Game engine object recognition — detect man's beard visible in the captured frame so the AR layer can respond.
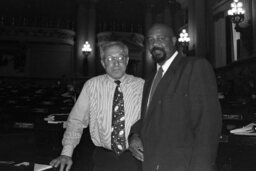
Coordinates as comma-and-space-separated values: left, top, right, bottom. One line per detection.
150, 47, 167, 64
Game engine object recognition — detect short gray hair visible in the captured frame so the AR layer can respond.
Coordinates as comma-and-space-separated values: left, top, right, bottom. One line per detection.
99, 41, 129, 59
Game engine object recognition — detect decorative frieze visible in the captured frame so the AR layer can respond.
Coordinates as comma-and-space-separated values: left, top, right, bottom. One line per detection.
0, 26, 75, 45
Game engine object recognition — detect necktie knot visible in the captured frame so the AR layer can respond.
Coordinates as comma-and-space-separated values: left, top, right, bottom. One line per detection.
158, 67, 163, 76
114, 80, 121, 86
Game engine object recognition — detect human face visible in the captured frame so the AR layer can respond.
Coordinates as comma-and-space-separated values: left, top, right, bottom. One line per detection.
101, 45, 129, 80
146, 24, 176, 65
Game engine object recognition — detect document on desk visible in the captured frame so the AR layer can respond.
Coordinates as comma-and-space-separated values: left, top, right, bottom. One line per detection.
34, 163, 52, 171
230, 123, 256, 136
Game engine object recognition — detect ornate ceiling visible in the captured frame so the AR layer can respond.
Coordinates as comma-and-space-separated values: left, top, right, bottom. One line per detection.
0, 0, 188, 32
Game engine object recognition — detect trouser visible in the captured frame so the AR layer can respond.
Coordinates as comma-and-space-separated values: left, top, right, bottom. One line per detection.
92, 147, 142, 171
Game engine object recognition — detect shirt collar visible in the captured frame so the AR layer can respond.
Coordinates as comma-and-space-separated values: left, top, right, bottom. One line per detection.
157, 51, 178, 75
106, 73, 127, 84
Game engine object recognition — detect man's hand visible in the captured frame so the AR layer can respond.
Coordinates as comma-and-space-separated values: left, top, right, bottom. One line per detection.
129, 134, 144, 161
50, 155, 73, 171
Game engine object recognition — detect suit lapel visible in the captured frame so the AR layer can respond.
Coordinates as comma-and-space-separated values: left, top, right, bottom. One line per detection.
144, 53, 184, 120
141, 76, 154, 119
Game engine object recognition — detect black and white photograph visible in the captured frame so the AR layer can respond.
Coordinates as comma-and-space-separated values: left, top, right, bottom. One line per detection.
0, 0, 256, 171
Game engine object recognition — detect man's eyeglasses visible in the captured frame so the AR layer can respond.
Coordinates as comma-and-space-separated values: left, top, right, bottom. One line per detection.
105, 56, 126, 63
146, 36, 170, 44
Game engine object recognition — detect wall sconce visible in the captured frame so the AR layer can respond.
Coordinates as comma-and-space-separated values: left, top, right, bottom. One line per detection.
81, 41, 92, 76
178, 29, 190, 47
82, 41, 92, 57
227, 0, 245, 29
178, 29, 190, 55
178, 29, 191, 55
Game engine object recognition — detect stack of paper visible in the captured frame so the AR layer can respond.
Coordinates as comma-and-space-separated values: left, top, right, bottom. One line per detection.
34, 163, 52, 171
44, 113, 68, 124
230, 123, 256, 136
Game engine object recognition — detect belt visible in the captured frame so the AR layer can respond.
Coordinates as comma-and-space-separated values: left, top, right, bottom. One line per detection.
96, 147, 129, 154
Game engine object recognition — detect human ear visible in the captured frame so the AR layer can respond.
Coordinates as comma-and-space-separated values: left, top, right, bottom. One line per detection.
126, 57, 129, 65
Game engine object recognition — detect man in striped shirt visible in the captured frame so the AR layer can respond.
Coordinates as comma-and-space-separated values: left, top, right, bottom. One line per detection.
50, 41, 144, 171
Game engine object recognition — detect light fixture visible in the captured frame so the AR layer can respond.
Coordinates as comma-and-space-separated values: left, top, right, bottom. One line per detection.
178, 29, 190, 47
227, 0, 245, 28
82, 41, 92, 57
81, 41, 92, 76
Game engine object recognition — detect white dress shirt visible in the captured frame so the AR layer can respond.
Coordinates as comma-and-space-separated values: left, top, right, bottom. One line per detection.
157, 51, 178, 76
61, 74, 144, 157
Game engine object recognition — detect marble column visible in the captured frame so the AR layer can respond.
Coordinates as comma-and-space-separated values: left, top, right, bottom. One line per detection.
144, 4, 155, 78
145, 4, 153, 32
188, 0, 207, 57
252, 0, 256, 55
188, 0, 196, 55
164, 3, 172, 27
75, 3, 88, 77
87, 2, 96, 77
195, 0, 207, 57
206, 0, 216, 65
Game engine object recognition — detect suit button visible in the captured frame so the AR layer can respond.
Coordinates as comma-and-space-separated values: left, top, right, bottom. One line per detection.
158, 100, 161, 104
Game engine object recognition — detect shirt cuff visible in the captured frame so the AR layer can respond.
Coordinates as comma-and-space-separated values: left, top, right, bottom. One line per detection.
61, 145, 74, 157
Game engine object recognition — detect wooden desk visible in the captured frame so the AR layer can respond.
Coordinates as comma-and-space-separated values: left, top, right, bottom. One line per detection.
228, 134, 256, 171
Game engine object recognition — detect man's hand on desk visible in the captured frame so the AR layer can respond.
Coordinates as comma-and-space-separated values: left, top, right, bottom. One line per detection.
128, 134, 144, 161
50, 155, 73, 171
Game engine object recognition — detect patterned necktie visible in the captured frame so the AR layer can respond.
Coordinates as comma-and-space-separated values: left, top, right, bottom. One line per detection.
111, 80, 126, 155
148, 67, 163, 105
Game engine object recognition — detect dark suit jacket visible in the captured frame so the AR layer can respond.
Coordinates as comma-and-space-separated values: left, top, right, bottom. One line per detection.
131, 53, 222, 171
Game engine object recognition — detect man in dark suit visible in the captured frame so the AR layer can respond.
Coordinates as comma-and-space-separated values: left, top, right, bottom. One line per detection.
128, 23, 222, 171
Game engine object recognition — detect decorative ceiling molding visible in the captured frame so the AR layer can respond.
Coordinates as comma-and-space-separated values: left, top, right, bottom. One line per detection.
0, 26, 75, 45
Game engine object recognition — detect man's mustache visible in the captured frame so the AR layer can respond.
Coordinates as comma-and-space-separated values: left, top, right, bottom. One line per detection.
150, 47, 165, 55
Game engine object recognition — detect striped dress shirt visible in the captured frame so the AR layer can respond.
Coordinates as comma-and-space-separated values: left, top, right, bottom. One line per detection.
61, 74, 144, 157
